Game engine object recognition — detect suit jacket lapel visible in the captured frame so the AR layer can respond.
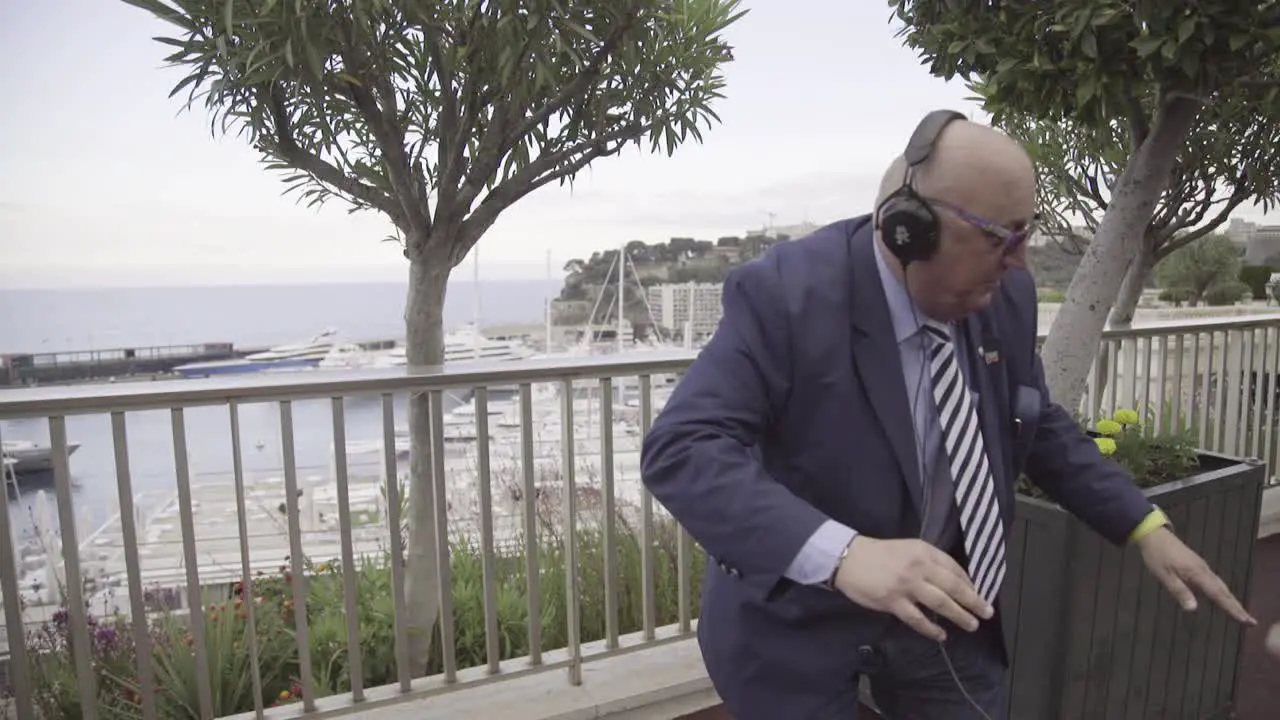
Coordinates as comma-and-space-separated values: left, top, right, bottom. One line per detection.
963, 312, 1012, 506
848, 227, 924, 513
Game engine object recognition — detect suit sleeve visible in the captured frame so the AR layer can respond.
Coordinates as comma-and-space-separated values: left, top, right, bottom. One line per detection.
1015, 276, 1154, 545
641, 260, 831, 580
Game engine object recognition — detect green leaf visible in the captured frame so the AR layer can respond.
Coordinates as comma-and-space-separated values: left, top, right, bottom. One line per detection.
1132, 35, 1164, 57
1076, 73, 1096, 107
1178, 18, 1197, 45
1081, 30, 1097, 59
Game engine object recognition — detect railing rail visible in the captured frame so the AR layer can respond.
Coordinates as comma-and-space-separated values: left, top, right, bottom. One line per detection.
1, 315, 1279, 719
0, 353, 698, 419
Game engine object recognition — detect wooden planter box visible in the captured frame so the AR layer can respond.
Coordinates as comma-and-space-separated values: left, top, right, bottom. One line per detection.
1001, 451, 1266, 720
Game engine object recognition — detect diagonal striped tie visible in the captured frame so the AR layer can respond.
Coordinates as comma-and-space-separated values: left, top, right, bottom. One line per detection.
922, 321, 1006, 605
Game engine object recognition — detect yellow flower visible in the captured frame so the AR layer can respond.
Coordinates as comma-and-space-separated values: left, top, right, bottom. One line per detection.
1094, 437, 1117, 456
1095, 419, 1122, 436
1113, 409, 1140, 425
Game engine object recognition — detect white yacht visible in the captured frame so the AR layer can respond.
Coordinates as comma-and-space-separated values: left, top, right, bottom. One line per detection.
330, 324, 533, 370
2, 439, 81, 475
174, 329, 342, 377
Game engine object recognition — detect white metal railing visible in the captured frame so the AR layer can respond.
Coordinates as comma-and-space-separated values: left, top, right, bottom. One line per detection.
1, 315, 1279, 719
0, 352, 698, 720
1071, 315, 1280, 484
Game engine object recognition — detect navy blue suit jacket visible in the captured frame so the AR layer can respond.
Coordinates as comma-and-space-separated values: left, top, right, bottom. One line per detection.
640, 216, 1154, 716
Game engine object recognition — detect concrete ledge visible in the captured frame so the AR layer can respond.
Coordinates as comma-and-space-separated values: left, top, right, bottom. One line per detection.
337, 637, 714, 720
1260, 484, 1279, 539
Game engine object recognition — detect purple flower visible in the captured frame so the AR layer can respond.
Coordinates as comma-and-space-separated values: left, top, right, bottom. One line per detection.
93, 625, 120, 656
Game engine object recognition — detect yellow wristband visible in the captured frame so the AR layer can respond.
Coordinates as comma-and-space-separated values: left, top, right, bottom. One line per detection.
1128, 507, 1171, 543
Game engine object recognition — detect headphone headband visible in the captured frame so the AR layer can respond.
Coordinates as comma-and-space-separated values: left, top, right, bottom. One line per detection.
904, 109, 966, 167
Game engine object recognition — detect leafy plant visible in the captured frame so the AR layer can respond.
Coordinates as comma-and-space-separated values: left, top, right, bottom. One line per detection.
1018, 407, 1200, 499
1089, 408, 1200, 488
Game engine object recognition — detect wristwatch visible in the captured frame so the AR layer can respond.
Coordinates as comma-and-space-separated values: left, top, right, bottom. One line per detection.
822, 542, 852, 591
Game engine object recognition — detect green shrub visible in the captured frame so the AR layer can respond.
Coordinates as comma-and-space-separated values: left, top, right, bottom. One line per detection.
1239, 265, 1274, 300
17, 519, 705, 719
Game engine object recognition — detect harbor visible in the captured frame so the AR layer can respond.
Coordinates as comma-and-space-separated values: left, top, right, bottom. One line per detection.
0, 371, 678, 653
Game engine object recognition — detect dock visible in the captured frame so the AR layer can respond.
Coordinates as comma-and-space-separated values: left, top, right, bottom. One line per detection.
0, 342, 240, 387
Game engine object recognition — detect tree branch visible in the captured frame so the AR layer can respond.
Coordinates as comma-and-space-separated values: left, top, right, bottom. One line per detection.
450, 24, 542, 222
334, 23, 430, 239
420, 5, 482, 228
261, 84, 403, 223
504, 13, 640, 152
449, 13, 642, 225
1121, 68, 1150, 150
1155, 190, 1250, 261
454, 124, 651, 264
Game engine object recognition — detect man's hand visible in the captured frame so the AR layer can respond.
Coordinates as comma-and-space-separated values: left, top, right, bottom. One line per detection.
833, 536, 994, 642
1136, 527, 1256, 625
1266, 624, 1280, 659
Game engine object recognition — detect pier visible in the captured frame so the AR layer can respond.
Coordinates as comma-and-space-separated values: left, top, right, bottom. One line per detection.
0, 336, 405, 387
0, 342, 240, 387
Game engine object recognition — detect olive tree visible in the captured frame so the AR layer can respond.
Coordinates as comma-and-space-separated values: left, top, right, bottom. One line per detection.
122, 0, 745, 677
892, 0, 1280, 411
1005, 101, 1280, 329
1154, 233, 1248, 307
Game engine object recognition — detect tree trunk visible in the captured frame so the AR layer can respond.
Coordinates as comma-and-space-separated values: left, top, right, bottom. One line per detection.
1085, 239, 1157, 415
403, 252, 449, 675
1109, 238, 1154, 329
1039, 97, 1201, 413
1091, 240, 1156, 417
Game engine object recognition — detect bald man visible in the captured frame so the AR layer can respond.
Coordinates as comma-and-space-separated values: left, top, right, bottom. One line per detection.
640, 111, 1253, 719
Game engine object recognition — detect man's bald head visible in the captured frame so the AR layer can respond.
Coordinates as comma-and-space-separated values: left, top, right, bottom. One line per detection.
876, 120, 1034, 208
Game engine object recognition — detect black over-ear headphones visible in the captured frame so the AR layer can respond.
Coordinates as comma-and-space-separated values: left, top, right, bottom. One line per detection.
875, 109, 967, 267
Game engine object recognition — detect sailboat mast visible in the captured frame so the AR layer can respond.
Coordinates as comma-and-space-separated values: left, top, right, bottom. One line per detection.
545, 248, 553, 351
616, 243, 625, 352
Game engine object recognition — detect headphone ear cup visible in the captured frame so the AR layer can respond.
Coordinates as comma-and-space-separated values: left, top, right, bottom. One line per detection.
880, 194, 941, 265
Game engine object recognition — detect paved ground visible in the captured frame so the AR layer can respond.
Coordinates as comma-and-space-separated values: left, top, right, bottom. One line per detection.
1235, 533, 1280, 720
680, 534, 1280, 720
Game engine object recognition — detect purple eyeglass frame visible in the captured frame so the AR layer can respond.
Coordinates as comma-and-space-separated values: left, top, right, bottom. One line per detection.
926, 197, 1038, 253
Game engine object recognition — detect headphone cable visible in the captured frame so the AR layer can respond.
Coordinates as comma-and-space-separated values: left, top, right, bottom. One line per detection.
902, 260, 996, 720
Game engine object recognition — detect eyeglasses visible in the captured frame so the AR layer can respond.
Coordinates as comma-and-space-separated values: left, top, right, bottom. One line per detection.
925, 197, 1038, 254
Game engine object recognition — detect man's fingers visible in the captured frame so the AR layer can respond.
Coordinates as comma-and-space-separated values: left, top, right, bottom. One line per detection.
1155, 565, 1198, 612
914, 583, 980, 632
1188, 569, 1256, 625
928, 547, 971, 583
928, 566, 994, 620
924, 549, 993, 619
893, 599, 946, 643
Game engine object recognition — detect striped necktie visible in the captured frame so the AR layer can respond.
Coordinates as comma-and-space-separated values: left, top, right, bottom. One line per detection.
923, 321, 1006, 604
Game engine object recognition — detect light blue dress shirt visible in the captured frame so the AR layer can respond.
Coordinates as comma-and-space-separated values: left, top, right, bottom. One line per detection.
782, 243, 976, 585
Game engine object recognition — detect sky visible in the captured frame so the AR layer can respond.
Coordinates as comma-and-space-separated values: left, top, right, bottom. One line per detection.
0, 1, 1270, 288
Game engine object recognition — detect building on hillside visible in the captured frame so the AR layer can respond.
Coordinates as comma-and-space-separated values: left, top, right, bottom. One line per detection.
646, 282, 723, 342
741, 221, 821, 241
1233, 218, 1280, 265
1228, 218, 1257, 247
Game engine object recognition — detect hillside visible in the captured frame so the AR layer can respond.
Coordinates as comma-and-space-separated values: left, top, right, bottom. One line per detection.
553, 234, 1086, 327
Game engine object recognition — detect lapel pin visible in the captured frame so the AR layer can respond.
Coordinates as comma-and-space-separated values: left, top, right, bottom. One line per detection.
984, 350, 999, 365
